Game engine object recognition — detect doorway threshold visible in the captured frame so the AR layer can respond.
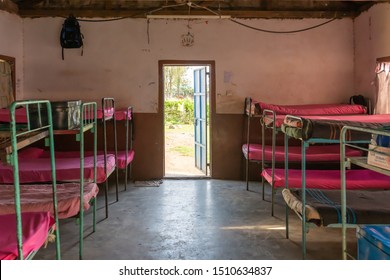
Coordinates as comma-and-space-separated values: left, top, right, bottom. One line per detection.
164, 175, 210, 180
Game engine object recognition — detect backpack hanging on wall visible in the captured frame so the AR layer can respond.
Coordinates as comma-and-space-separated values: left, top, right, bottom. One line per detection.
60, 15, 84, 60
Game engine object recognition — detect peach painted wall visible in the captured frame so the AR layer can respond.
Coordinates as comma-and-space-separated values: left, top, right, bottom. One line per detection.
22, 17, 355, 114
354, 3, 390, 104
0, 10, 23, 99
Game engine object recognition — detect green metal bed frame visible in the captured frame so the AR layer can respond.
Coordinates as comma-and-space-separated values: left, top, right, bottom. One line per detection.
340, 125, 390, 260
283, 115, 370, 260
244, 97, 262, 191
8, 100, 61, 260
101, 97, 119, 219
101, 98, 134, 212
54, 101, 98, 259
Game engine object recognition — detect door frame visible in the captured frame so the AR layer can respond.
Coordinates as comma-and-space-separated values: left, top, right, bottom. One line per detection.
159, 60, 215, 177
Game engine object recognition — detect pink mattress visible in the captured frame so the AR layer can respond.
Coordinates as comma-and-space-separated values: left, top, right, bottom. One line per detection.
96, 108, 132, 121
0, 154, 116, 184
41, 149, 134, 169
0, 183, 99, 219
257, 102, 367, 115
242, 144, 363, 162
0, 107, 27, 123
0, 212, 54, 260
262, 168, 390, 189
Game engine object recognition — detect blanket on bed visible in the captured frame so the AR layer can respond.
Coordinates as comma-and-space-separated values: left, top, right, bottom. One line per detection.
283, 189, 390, 226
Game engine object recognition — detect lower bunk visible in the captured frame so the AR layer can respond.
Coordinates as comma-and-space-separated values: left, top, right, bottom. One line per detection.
0, 212, 54, 260
283, 188, 390, 226
282, 188, 390, 259
0, 182, 99, 260
0, 149, 116, 184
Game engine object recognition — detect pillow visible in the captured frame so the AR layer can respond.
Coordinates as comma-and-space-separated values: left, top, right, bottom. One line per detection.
18, 147, 45, 159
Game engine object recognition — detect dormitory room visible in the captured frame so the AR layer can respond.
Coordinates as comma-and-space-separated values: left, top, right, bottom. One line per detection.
1, 0, 390, 266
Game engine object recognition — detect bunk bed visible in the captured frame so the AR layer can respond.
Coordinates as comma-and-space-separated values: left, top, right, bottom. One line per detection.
0, 100, 61, 260
244, 100, 368, 216
277, 113, 390, 259
99, 98, 135, 198
0, 101, 100, 259
51, 101, 99, 259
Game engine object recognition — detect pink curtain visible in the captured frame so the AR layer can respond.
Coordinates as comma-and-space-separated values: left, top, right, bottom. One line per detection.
375, 62, 390, 114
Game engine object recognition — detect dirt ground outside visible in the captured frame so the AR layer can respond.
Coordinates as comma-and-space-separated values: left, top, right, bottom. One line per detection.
165, 124, 206, 177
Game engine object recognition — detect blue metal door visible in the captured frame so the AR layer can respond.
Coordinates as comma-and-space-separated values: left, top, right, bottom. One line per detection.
194, 67, 208, 174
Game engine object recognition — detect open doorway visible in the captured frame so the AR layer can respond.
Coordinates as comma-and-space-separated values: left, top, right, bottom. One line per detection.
162, 62, 212, 178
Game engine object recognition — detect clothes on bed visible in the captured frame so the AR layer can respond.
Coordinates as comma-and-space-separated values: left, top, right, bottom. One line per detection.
282, 114, 390, 141
0, 183, 99, 219
283, 189, 390, 226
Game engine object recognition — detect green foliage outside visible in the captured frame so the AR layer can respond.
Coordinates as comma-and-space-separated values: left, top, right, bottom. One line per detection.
165, 98, 194, 125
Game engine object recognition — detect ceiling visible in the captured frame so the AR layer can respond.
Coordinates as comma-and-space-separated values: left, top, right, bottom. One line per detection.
6, 1, 389, 19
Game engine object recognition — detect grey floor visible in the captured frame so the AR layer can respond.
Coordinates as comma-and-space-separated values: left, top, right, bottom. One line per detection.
35, 179, 357, 260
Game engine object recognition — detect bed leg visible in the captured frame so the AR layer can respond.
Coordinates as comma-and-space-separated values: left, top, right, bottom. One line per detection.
105, 181, 109, 219
93, 197, 97, 233
246, 156, 249, 191
271, 184, 275, 217
261, 176, 265, 200
285, 204, 289, 239
124, 166, 128, 191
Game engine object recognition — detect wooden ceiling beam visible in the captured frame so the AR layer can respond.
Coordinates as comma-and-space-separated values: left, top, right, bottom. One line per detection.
17, 8, 358, 19
0, 0, 19, 14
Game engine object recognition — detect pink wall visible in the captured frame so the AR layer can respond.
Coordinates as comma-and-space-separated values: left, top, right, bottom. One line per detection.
21, 17, 355, 113
354, 3, 390, 104
0, 10, 23, 99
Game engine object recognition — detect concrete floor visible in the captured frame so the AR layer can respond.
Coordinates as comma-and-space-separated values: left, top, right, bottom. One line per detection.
35, 179, 357, 260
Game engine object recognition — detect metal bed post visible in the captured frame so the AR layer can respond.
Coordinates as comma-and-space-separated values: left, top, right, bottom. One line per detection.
79, 103, 86, 260
271, 112, 277, 217
261, 111, 265, 199
245, 97, 251, 191
78, 102, 97, 259
284, 131, 289, 240
113, 101, 119, 202
263, 109, 277, 215
45, 102, 61, 259
124, 106, 133, 191
340, 125, 348, 260
92, 103, 97, 233
301, 140, 308, 260
102, 99, 109, 218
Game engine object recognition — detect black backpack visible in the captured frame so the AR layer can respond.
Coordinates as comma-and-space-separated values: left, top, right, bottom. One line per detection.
60, 15, 84, 60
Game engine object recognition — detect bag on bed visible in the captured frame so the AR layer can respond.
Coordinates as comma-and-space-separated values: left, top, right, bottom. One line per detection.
350, 95, 371, 113
350, 94, 366, 106
60, 15, 84, 60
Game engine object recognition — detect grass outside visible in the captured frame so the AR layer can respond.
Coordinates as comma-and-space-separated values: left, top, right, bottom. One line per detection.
165, 124, 194, 156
